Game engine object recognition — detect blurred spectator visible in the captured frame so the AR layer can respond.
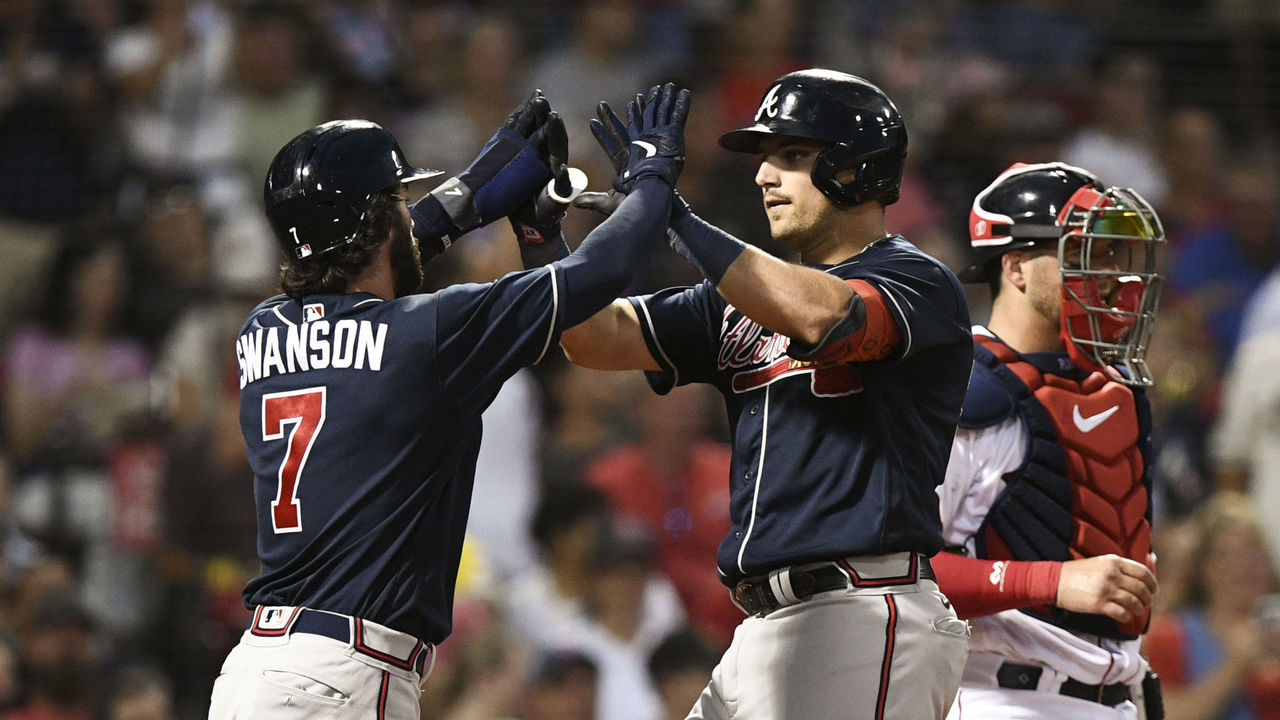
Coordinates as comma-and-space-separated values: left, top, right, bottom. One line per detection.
1167, 156, 1280, 366
951, 0, 1101, 78
0, 453, 44, 595
152, 389, 254, 716
314, 0, 398, 87
566, 521, 684, 720
1209, 263, 1280, 558
468, 367, 543, 579
0, 0, 113, 224
581, 384, 737, 646
539, 363, 635, 481
226, 0, 327, 187
518, 649, 598, 720
646, 628, 720, 720
1061, 52, 1170, 207
1143, 491, 1280, 720
2, 236, 151, 474
0, 640, 17, 714
421, 598, 528, 720
1212, 0, 1280, 146
125, 177, 216, 349
508, 481, 611, 654
2, 592, 103, 720
523, 0, 673, 188
711, 0, 806, 131
105, 663, 175, 720
104, 0, 240, 210
390, 10, 519, 173
1157, 107, 1228, 251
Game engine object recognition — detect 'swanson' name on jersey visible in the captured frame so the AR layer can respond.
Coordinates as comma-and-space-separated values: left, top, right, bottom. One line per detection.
236, 320, 389, 388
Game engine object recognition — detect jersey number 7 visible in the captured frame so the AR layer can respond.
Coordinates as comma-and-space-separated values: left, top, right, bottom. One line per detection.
262, 387, 327, 534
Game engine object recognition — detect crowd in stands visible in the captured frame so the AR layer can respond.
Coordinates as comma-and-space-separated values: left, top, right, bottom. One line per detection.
1, 0, 1278, 718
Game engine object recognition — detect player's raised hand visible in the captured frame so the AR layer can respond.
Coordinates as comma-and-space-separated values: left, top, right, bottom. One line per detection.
574, 101, 630, 216
418, 90, 557, 242
508, 111, 584, 266
1055, 554, 1158, 623
620, 82, 690, 192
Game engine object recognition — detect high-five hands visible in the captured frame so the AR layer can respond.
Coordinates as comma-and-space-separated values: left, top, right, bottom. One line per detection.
575, 82, 691, 215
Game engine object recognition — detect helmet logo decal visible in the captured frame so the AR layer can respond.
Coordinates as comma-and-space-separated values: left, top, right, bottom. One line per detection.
756, 84, 783, 122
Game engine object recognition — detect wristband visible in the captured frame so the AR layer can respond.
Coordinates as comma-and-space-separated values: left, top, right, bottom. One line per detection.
669, 201, 747, 285
547, 167, 589, 204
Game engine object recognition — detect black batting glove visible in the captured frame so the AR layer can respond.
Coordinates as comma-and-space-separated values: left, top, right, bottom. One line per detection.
509, 111, 573, 267
573, 101, 630, 216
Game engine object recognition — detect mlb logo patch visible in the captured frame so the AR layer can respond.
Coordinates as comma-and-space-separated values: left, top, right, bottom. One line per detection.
304, 303, 325, 322
296, 244, 313, 259
258, 606, 294, 631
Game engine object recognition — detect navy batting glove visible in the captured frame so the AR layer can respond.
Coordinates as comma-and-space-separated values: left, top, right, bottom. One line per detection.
411, 91, 556, 252
510, 112, 573, 267
619, 83, 689, 192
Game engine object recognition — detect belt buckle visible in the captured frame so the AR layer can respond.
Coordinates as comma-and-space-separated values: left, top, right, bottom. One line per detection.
733, 578, 777, 616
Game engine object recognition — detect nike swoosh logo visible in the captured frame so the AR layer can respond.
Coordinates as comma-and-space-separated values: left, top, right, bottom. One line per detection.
632, 140, 656, 158
445, 187, 464, 196
1072, 404, 1119, 432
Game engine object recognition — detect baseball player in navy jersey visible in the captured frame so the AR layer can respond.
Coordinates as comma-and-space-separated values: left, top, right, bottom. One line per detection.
529, 70, 973, 720
207, 86, 691, 720
931, 162, 1167, 719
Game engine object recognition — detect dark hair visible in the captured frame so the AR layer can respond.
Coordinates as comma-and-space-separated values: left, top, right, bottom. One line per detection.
34, 229, 132, 335
530, 480, 609, 552
647, 627, 720, 683
278, 187, 400, 300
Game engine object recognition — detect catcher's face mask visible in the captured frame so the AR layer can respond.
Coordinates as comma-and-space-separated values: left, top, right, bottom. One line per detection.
1056, 185, 1165, 386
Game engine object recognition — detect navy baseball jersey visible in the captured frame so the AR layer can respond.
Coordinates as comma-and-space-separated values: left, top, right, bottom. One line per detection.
630, 235, 972, 584
234, 265, 559, 644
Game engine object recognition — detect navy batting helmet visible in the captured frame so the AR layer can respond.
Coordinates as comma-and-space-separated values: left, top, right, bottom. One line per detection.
264, 120, 442, 260
718, 69, 907, 207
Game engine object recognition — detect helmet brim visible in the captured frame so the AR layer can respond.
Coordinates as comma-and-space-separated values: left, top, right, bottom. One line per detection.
718, 126, 773, 154
400, 166, 445, 184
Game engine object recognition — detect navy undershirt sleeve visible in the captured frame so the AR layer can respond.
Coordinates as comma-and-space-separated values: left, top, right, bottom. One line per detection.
553, 178, 671, 327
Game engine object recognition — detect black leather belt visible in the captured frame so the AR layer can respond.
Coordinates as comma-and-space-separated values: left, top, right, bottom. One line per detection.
257, 608, 430, 676
997, 662, 1131, 707
733, 554, 935, 616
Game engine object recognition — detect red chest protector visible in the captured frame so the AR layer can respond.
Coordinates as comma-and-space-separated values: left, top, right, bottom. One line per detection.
969, 335, 1153, 639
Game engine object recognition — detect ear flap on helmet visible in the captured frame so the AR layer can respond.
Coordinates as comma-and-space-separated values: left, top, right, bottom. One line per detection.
811, 140, 907, 207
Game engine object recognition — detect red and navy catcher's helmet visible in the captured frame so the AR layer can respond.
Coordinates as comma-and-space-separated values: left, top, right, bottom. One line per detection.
264, 120, 442, 260
964, 162, 1166, 386
718, 69, 907, 207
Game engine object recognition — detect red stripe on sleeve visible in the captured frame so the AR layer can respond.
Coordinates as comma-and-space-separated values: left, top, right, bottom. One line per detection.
931, 552, 1061, 619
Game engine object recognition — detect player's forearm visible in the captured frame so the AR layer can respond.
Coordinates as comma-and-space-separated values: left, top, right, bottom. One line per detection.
669, 205, 852, 346
554, 177, 669, 328
930, 552, 1060, 619
717, 248, 854, 346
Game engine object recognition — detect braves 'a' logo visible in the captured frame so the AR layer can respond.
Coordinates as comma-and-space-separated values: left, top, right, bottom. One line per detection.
755, 84, 782, 122
719, 310, 861, 397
